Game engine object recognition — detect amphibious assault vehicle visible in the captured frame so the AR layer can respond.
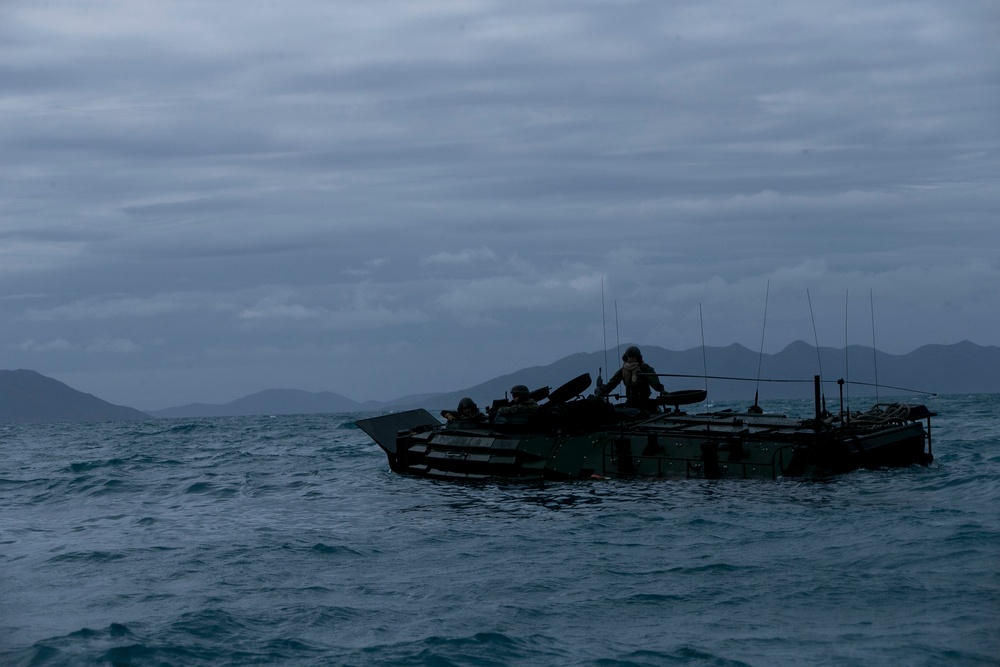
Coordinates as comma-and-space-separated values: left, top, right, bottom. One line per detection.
356, 373, 935, 481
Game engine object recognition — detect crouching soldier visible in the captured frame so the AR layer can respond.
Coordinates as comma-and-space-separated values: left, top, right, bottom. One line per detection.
494, 384, 538, 424
441, 397, 487, 427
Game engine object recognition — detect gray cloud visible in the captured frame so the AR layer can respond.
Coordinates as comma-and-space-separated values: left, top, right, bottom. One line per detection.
1, 0, 997, 409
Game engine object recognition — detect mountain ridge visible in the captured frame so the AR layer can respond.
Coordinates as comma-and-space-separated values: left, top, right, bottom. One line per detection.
5, 340, 998, 422
150, 339, 999, 417
0, 369, 149, 424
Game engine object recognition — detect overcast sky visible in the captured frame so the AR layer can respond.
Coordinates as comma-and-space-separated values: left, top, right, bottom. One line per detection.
2, 0, 998, 410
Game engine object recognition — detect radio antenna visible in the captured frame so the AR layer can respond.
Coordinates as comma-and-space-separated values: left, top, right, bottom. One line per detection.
600, 277, 608, 390
870, 289, 880, 403
751, 280, 770, 412
807, 290, 824, 378
807, 289, 826, 412
615, 301, 622, 368
845, 290, 851, 422
699, 303, 709, 392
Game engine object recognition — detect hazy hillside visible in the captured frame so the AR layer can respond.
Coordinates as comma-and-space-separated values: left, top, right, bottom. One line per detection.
150, 340, 1000, 416
0, 369, 148, 424
6, 340, 997, 422
387, 340, 1000, 412
147, 388, 361, 418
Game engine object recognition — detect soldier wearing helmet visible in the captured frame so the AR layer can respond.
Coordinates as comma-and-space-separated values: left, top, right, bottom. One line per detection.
441, 396, 486, 426
596, 345, 667, 411
494, 384, 539, 423
509, 384, 530, 401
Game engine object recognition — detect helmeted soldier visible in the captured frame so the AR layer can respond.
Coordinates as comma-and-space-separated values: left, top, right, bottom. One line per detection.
441, 396, 486, 426
596, 345, 667, 411
494, 384, 539, 423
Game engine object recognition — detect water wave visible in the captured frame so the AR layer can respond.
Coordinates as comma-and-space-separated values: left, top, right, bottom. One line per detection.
1, 395, 998, 666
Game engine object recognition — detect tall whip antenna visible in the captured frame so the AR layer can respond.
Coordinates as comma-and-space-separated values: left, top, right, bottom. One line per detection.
807, 289, 824, 379
845, 290, 851, 421
751, 280, 770, 412
870, 289, 880, 404
615, 301, 622, 368
601, 277, 608, 388
699, 303, 709, 392
807, 289, 826, 412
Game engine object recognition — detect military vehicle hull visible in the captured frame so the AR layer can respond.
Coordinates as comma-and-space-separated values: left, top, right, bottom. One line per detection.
356, 375, 935, 481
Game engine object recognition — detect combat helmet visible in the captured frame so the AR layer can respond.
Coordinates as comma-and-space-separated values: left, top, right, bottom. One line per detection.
510, 384, 529, 399
457, 397, 478, 412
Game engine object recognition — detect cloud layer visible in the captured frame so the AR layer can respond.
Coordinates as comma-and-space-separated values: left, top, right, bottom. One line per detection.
2, 0, 998, 408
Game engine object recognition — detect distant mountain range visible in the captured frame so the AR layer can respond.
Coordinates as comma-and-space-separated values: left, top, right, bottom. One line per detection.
0, 369, 148, 424
136, 339, 1000, 417
147, 388, 367, 418
381, 339, 1000, 414
3, 340, 998, 423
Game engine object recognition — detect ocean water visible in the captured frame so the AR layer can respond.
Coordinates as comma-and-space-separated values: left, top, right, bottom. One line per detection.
1, 394, 998, 667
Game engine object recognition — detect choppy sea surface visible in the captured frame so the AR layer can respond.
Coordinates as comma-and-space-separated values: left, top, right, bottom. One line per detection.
2, 394, 998, 667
